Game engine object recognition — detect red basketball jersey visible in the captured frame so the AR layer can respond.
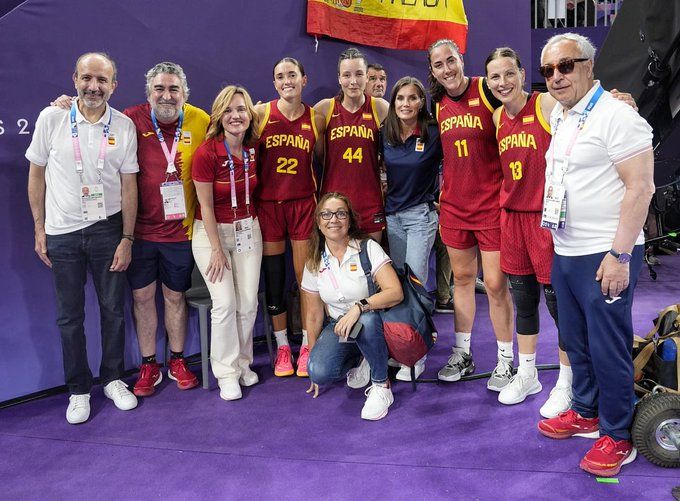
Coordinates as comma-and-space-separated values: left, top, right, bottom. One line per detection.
321, 96, 383, 225
436, 77, 502, 230
497, 92, 552, 212
256, 100, 318, 201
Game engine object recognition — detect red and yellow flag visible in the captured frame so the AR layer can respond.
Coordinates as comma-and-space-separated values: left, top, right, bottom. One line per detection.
307, 0, 468, 52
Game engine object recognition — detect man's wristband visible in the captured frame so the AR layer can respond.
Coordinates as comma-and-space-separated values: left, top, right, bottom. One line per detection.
122, 234, 134, 242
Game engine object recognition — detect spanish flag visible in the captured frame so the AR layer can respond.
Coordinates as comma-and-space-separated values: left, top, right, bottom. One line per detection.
307, 0, 468, 52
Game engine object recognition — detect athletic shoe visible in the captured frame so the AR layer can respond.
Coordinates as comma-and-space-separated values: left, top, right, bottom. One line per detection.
396, 356, 426, 382
168, 358, 198, 390
537, 409, 600, 439
104, 380, 138, 411
539, 383, 573, 418
296, 345, 310, 377
387, 358, 400, 368
435, 299, 454, 314
274, 345, 295, 377
66, 394, 91, 424
239, 368, 259, 387
437, 348, 475, 382
487, 359, 514, 392
133, 362, 163, 397
475, 278, 487, 294
361, 384, 394, 421
498, 369, 542, 405
580, 436, 637, 477
218, 378, 242, 401
347, 357, 371, 389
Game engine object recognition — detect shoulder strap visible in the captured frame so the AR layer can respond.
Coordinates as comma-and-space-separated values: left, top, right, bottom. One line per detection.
358, 239, 377, 295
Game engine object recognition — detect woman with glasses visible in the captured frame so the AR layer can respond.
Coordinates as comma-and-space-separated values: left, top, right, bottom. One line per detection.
191, 85, 262, 402
300, 192, 403, 420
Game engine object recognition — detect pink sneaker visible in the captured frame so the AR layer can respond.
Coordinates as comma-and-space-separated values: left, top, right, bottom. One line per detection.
274, 345, 295, 377
296, 345, 310, 377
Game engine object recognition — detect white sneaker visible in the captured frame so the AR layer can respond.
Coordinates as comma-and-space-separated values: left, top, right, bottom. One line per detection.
103, 380, 138, 411
498, 369, 542, 405
238, 368, 259, 387
361, 384, 394, 421
66, 394, 91, 424
487, 359, 514, 391
218, 378, 242, 401
347, 357, 371, 389
539, 382, 573, 418
395, 356, 426, 382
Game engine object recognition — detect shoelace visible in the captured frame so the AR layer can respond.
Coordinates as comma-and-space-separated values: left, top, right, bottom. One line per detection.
364, 385, 389, 403
276, 348, 290, 365
492, 360, 512, 377
109, 380, 129, 397
447, 351, 467, 367
139, 364, 155, 380
593, 436, 617, 453
70, 395, 88, 409
170, 360, 189, 376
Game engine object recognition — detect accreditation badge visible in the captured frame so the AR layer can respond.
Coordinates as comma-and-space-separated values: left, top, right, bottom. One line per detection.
415, 138, 425, 152
540, 182, 566, 230
160, 180, 187, 220
80, 183, 107, 221
234, 216, 254, 253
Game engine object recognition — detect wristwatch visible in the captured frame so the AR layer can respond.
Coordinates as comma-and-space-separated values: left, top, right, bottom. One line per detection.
355, 298, 370, 312
609, 249, 632, 264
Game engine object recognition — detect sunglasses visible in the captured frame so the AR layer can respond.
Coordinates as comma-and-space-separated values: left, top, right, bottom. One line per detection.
319, 209, 349, 221
539, 58, 589, 79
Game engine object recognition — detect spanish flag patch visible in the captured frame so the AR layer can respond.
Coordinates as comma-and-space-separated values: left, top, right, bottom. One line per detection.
362, 113, 373, 120
181, 131, 192, 145
468, 98, 480, 107
107, 133, 116, 146
302, 123, 311, 130
522, 115, 535, 124
350, 263, 358, 272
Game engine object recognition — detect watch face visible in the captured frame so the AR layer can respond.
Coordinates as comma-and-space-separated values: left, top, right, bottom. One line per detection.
618, 253, 632, 264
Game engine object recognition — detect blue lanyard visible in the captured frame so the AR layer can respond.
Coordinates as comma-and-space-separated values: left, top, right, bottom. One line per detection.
70, 102, 112, 179
151, 108, 184, 175
223, 140, 250, 210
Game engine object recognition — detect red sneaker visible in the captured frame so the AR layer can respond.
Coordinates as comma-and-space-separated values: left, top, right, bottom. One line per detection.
296, 345, 310, 377
133, 362, 162, 397
168, 358, 199, 390
274, 345, 295, 377
537, 409, 600, 439
580, 436, 637, 477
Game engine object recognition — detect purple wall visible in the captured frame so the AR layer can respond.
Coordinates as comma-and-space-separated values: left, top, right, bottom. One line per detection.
0, 0, 530, 402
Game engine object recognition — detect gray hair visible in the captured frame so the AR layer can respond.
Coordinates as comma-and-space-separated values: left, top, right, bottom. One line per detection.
541, 33, 596, 61
145, 61, 190, 99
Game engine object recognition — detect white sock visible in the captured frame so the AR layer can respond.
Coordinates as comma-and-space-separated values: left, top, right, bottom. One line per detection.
301, 330, 308, 346
455, 332, 471, 354
556, 363, 572, 387
518, 352, 536, 377
274, 329, 289, 348
497, 340, 514, 363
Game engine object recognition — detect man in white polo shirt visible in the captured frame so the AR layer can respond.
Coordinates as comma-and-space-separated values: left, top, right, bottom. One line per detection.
26, 52, 140, 424
535, 33, 655, 477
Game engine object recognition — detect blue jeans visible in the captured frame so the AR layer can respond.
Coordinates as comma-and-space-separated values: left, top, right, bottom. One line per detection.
386, 203, 438, 284
46, 212, 127, 394
308, 311, 388, 384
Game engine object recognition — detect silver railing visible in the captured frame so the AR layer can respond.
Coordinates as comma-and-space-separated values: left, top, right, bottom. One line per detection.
532, 0, 623, 28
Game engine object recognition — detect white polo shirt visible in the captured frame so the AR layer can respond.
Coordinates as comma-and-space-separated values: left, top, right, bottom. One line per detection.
26, 102, 139, 235
545, 82, 653, 256
301, 238, 391, 320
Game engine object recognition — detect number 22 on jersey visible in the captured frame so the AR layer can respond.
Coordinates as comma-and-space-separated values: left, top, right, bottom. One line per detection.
276, 157, 298, 175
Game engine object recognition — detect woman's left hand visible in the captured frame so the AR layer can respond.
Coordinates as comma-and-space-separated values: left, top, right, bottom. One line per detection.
334, 304, 361, 339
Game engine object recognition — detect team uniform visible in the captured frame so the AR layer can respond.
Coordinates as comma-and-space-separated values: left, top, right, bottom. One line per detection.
124, 103, 209, 292
436, 77, 502, 250
256, 100, 318, 242
321, 95, 384, 234
497, 92, 554, 283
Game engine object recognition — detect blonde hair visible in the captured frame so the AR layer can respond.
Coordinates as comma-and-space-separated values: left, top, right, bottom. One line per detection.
206, 85, 260, 146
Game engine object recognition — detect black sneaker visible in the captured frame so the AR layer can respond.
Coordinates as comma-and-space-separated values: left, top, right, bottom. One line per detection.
435, 299, 454, 314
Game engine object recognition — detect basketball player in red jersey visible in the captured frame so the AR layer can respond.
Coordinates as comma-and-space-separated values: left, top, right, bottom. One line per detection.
428, 39, 516, 391
254, 57, 325, 379
314, 47, 389, 243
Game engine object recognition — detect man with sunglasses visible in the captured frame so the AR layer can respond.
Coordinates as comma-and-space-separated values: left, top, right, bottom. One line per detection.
536, 33, 654, 477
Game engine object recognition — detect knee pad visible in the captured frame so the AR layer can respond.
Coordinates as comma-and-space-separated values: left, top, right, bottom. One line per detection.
262, 254, 287, 316
509, 274, 541, 335
543, 284, 564, 350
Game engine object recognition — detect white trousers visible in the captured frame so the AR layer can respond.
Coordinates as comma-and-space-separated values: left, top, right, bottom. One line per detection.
192, 218, 263, 381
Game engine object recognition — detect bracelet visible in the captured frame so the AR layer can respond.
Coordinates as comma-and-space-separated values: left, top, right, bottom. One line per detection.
122, 234, 134, 242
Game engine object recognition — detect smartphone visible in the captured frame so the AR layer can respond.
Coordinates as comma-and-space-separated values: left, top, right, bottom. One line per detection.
339, 321, 363, 343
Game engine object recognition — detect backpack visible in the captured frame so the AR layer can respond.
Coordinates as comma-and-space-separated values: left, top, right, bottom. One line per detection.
633, 304, 680, 394
358, 239, 438, 369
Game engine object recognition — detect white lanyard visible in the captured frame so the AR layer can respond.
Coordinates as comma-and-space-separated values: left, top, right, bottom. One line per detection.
151, 108, 184, 176
223, 140, 250, 212
70, 102, 111, 182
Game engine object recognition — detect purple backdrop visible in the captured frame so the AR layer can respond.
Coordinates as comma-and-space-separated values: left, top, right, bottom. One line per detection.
0, 0, 530, 402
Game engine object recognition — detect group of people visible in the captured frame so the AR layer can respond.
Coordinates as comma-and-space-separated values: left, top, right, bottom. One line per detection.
27, 31, 653, 477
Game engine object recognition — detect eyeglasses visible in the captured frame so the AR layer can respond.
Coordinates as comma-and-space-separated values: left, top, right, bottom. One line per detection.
319, 210, 349, 220
539, 58, 589, 79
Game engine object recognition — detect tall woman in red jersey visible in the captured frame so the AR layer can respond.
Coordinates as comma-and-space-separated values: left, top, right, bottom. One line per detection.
485, 48, 572, 417
254, 58, 325, 379
192, 86, 262, 402
314, 47, 389, 242
427, 39, 516, 391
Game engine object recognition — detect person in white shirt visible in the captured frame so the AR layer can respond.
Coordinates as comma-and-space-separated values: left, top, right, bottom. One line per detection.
26, 52, 139, 425
535, 33, 654, 477
301, 192, 403, 420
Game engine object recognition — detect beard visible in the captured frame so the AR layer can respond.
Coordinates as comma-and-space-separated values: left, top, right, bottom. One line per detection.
79, 89, 106, 108
153, 102, 181, 122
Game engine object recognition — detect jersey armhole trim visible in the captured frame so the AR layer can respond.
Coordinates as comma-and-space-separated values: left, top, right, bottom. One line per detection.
325, 99, 335, 127
478, 77, 495, 113
257, 102, 271, 137
536, 93, 551, 135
